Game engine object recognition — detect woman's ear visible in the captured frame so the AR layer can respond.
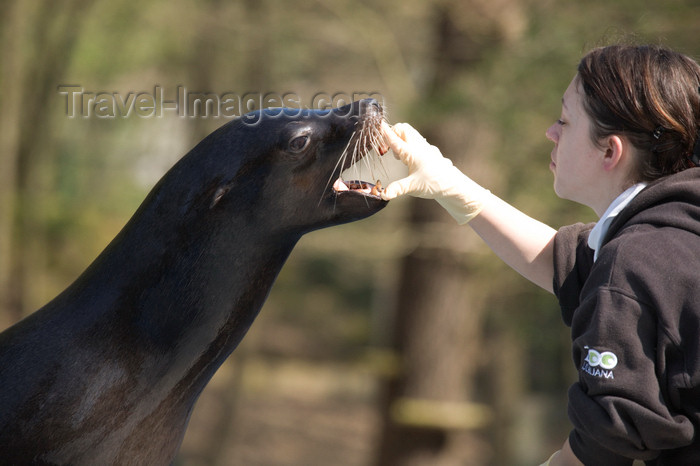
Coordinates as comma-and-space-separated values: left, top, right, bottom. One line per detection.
602, 134, 625, 171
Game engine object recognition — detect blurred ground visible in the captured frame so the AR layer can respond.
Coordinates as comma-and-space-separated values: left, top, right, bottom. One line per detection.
178, 355, 382, 466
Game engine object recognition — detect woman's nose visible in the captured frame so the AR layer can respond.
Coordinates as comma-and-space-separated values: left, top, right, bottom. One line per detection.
545, 123, 559, 143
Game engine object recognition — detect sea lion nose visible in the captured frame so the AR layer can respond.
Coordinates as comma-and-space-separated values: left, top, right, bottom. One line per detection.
361, 98, 381, 112
358, 98, 383, 121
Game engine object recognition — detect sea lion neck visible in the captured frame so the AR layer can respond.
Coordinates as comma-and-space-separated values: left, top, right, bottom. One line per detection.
66, 201, 298, 353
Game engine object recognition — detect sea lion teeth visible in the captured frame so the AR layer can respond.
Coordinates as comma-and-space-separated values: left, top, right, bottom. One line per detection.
371, 180, 383, 197
333, 178, 349, 192
337, 179, 383, 196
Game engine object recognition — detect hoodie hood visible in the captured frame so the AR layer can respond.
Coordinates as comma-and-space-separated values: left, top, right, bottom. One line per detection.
603, 167, 700, 247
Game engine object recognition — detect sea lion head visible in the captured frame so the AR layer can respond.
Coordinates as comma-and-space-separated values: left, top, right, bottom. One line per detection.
162, 98, 389, 239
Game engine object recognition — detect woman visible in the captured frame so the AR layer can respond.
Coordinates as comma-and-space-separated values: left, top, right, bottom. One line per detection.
380, 44, 700, 465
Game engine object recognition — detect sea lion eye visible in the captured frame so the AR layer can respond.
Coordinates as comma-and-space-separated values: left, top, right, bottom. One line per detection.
288, 134, 310, 153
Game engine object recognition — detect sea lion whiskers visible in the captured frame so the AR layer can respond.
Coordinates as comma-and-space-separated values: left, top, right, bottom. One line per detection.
322, 127, 357, 198
349, 114, 389, 184
323, 114, 387, 205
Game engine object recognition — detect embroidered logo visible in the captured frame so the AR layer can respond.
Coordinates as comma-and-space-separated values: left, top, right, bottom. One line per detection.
581, 346, 618, 379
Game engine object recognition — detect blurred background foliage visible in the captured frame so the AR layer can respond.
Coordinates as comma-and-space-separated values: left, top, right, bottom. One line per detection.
1, 0, 699, 465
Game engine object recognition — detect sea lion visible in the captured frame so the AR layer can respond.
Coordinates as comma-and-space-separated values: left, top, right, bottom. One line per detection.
0, 99, 388, 465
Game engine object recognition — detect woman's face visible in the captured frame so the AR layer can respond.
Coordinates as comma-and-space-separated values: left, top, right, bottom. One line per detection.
545, 77, 606, 208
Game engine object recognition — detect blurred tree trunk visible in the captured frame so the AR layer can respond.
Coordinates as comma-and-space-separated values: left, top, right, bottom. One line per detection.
375, 2, 525, 465
0, 0, 95, 330
0, 0, 25, 330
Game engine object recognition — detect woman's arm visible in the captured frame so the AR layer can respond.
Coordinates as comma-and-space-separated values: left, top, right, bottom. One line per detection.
381, 122, 557, 292
469, 194, 556, 293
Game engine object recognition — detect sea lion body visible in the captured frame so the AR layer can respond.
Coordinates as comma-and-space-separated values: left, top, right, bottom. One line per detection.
0, 99, 387, 464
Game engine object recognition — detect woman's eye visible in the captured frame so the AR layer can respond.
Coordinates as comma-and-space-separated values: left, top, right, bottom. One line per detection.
289, 135, 310, 152
557, 119, 566, 126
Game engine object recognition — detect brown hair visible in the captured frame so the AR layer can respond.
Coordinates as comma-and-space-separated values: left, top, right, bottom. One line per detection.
577, 44, 700, 181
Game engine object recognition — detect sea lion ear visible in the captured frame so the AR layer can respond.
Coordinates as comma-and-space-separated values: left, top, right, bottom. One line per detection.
210, 184, 232, 208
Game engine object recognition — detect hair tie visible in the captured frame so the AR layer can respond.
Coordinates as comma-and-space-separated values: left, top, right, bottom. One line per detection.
693, 87, 700, 166
652, 126, 665, 140
651, 126, 666, 155
690, 130, 700, 166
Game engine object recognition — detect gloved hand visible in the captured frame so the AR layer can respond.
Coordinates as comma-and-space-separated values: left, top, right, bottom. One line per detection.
380, 122, 490, 224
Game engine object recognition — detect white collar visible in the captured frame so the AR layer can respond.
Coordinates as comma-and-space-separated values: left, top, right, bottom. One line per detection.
587, 183, 647, 261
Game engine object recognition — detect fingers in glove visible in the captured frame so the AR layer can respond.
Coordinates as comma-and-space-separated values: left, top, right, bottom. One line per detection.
392, 122, 427, 145
381, 176, 415, 200
381, 122, 420, 165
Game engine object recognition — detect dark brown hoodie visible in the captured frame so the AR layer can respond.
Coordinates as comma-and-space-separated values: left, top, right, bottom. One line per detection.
553, 167, 700, 465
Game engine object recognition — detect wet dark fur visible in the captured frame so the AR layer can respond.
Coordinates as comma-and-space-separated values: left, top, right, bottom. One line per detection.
0, 99, 387, 465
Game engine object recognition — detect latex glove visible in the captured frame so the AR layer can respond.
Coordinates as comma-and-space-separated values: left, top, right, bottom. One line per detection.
380, 122, 489, 224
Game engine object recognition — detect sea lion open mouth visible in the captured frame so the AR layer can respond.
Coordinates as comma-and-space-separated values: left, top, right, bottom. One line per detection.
333, 179, 384, 198
329, 99, 390, 200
